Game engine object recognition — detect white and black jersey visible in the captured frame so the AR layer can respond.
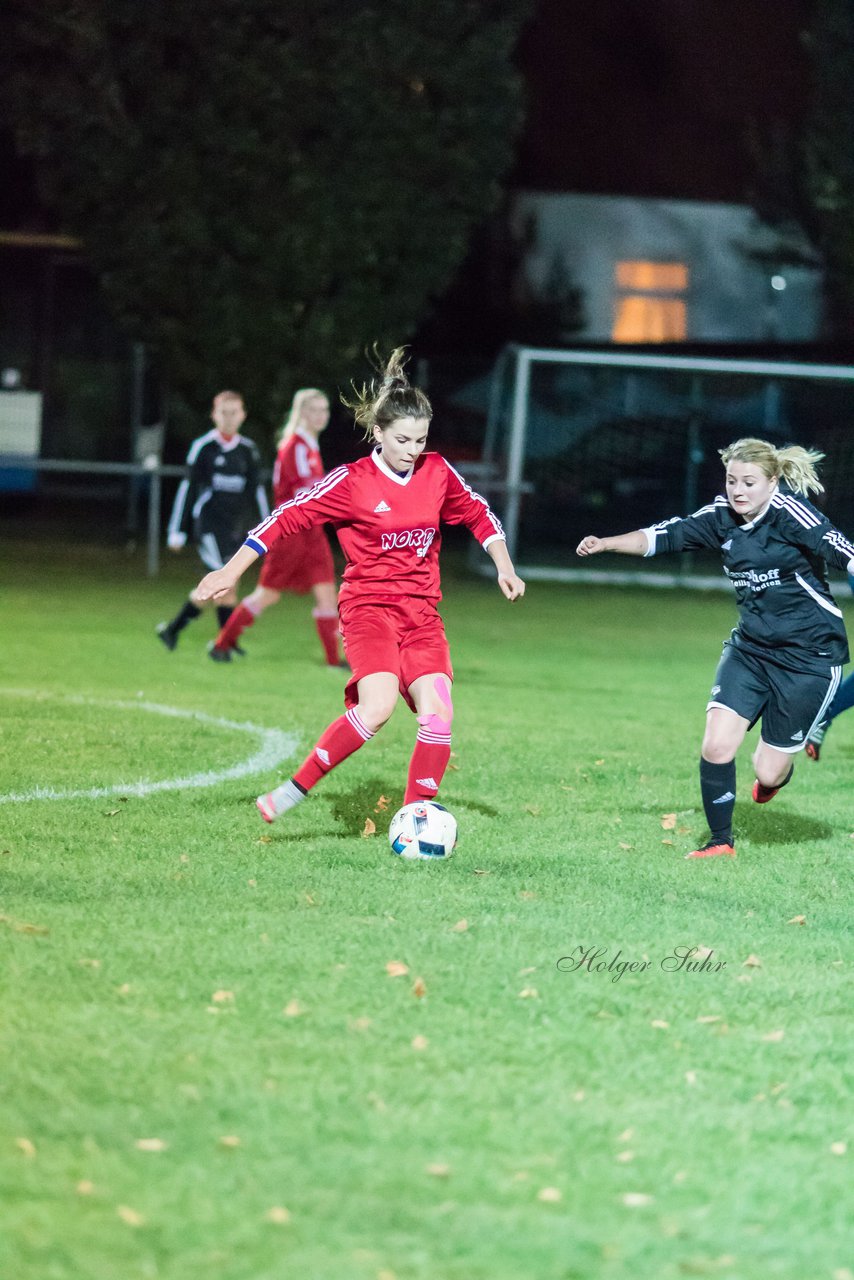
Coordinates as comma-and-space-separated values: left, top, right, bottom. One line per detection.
168, 429, 269, 565
643, 487, 854, 675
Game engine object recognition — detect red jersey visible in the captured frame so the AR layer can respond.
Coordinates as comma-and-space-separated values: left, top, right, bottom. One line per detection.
246, 448, 505, 604
272, 428, 325, 507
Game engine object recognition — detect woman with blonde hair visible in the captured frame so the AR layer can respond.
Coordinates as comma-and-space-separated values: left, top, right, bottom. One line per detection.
196, 347, 524, 825
577, 437, 854, 859
209, 387, 345, 666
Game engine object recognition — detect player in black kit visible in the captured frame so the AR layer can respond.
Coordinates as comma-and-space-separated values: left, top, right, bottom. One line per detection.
577, 438, 854, 860
156, 391, 269, 652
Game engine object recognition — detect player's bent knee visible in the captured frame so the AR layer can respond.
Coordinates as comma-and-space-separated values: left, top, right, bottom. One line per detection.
701, 738, 738, 764
359, 700, 397, 731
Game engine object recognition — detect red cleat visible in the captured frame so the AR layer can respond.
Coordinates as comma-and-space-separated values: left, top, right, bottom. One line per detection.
752, 780, 780, 804
805, 741, 821, 762
256, 794, 277, 823
685, 840, 736, 860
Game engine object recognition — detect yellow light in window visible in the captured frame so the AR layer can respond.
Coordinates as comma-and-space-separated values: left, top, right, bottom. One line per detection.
613, 297, 687, 343
615, 261, 689, 291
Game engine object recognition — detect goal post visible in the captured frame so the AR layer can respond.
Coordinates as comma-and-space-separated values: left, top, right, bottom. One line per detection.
480, 345, 854, 589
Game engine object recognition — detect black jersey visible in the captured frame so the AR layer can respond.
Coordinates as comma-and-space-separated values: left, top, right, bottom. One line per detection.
168, 429, 268, 543
644, 488, 854, 674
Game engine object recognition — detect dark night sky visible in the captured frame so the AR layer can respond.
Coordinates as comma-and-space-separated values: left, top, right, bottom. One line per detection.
0, 1, 811, 224
514, 0, 811, 201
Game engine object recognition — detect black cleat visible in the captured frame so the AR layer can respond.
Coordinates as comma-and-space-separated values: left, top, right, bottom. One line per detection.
156, 622, 178, 651
232, 643, 247, 657
207, 641, 232, 663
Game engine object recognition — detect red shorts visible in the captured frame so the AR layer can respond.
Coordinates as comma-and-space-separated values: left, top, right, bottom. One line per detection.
339, 597, 453, 712
258, 528, 335, 594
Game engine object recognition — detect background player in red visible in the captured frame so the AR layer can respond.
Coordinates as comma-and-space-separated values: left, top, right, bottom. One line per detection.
194, 348, 526, 824
156, 390, 268, 652
209, 388, 345, 666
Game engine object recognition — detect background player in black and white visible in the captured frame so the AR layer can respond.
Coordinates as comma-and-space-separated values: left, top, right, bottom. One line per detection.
577, 437, 854, 860
156, 390, 269, 652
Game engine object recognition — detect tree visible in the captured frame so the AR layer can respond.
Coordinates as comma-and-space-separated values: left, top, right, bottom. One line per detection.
748, 0, 854, 336
1, 0, 530, 431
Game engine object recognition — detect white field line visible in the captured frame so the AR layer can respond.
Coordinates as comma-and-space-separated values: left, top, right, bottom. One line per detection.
0, 692, 299, 804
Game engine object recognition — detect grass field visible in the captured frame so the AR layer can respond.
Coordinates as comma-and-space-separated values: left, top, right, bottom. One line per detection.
1, 528, 852, 1280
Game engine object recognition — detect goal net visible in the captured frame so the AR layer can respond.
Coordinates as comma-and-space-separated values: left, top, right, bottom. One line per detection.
480, 346, 854, 589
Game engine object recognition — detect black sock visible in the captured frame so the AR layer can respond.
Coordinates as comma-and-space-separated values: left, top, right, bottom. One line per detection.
699, 757, 736, 844
217, 605, 234, 629
169, 600, 202, 634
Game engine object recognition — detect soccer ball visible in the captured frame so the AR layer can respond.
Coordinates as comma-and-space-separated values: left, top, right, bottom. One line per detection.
388, 801, 458, 860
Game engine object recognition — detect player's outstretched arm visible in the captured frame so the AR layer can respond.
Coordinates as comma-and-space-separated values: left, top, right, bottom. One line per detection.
487, 539, 526, 601
576, 531, 649, 557
195, 545, 260, 602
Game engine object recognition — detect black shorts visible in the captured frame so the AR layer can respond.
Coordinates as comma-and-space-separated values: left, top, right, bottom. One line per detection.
194, 526, 242, 571
707, 642, 842, 753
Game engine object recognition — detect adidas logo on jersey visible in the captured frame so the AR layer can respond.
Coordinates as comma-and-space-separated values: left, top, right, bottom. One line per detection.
315, 747, 331, 764
373, 500, 391, 513
790, 729, 804, 741
722, 539, 732, 550
416, 776, 439, 790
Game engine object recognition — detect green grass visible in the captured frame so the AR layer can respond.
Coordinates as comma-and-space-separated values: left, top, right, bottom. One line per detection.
1, 531, 852, 1280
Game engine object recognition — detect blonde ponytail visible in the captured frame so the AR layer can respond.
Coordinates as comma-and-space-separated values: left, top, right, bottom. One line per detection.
719, 437, 825, 497
342, 346, 432, 441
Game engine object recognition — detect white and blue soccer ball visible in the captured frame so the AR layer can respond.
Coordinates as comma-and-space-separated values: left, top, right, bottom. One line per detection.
389, 801, 458, 860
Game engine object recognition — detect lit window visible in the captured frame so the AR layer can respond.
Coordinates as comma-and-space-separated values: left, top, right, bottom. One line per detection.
613, 261, 688, 342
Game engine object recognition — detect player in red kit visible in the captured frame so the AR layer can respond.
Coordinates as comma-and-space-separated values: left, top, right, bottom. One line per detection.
208, 388, 345, 666
194, 348, 525, 825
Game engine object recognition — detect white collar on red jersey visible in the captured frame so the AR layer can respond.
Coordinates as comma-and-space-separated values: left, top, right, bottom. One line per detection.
371, 446, 415, 486
295, 427, 319, 449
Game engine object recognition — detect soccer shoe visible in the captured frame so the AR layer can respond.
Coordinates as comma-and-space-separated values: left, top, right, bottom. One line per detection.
232, 643, 247, 657
256, 793, 277, 823
156, 622, 177, 651
685, 839, 736, 859
206, 641, 232, 663
805, 741, 821, 762
752, 779, 781, 804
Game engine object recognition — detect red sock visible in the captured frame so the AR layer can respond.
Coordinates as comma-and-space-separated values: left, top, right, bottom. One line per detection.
404, 719, 452, 804
215, 603, 256, 651
313, 610, 341, 665
293, 708, 374, 792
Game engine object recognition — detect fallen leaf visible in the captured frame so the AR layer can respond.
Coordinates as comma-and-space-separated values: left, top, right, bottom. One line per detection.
832, 1270, 854, 1280
76, 1180, 94, 1195
621, 1192, 653, 1208
472, 868, 491, 875
661, 813, 677, 830
257, 835, 272, 844
0, 915, 49, 935
673, 1169, 688, 1184
78, 957, 101, 969
743, 954, 762, 968
426, 1163, 450, 1177
519, 966, 537, 975
661, 840, 675, 847
694, 946, 714, 960
618, 841, 633, 850
15, 1137, 36, 1158
412, 977, 427, 998
518, 890, 538, 900
218, 1135, 241, 1148
373, 795, 391, 812
518, 987, 539, 999
616, 1150, 634, 1162
211, 990, 234, 1003
247, 878, 256, 887
451, 919, 469, 932
385, 961, 409, 977
618, 1128, 634, 1142
830, 1141, 847, 1156
761, 1029, 785, 1042
526, 806, 542, 816
362, 818, 377, 838
264, 1206, 291, 1224
786, 915, 807, 926
696, 1015, 722, 1024
447, 762, 459, 771
411, 1035, 428, 1051
102, 809, 121, 818
572, 1089, 585, 1101
595, 758, 606, 766
650, 1020, 670, 1030
134, 1138, 168, 1152
117, 983, 131, 996
537, 1186, 562, 1203
283, 999, 305, 1017
350, 1016, 372, 1032
117, 1205, 145, 1227
685, 1070, 698, 1086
